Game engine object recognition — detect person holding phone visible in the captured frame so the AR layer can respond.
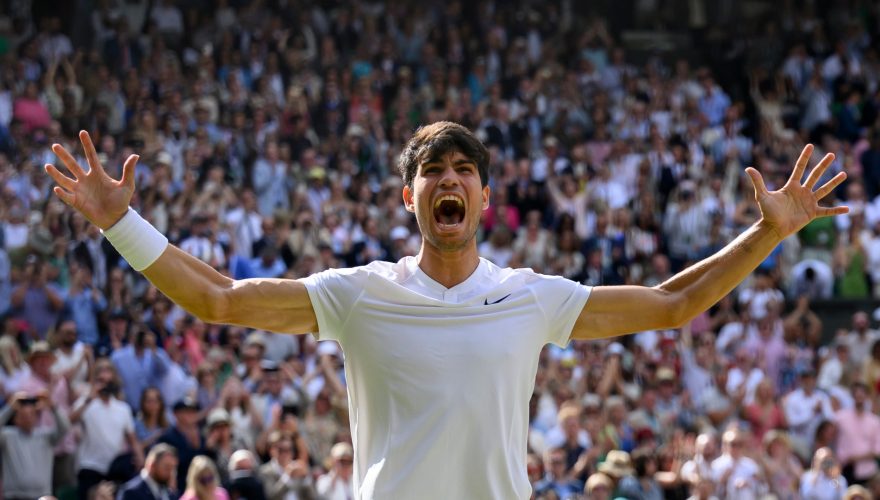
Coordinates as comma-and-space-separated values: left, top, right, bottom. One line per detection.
71, 359, 143, 500
0, 391, 70, 500
800, 447, 848, 499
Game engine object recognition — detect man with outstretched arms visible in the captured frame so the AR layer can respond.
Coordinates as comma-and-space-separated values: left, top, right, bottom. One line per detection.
46, 123, 847, 499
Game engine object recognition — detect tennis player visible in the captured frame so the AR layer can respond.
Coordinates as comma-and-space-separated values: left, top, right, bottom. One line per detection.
46, 123, 847, 499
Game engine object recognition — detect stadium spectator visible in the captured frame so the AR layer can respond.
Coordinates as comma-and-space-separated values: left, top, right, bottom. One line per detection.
315, 442, 354, 500
226, 450, 266, 500
0, 391, 69, 500
180, 455, 229, 500
71, 359, 142, 500
111, 326, 170, 412
258, 431, 316, 500
710, 429, 768, 499
157, 397, 214, 491
116, 443, 179, 500
835, 382, 880, 486
800, 447, 848, 499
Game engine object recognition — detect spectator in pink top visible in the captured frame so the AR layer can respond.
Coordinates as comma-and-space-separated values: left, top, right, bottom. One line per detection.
12, 81, 51, 133
180, 455, 229, 500
835, 382, 880, 486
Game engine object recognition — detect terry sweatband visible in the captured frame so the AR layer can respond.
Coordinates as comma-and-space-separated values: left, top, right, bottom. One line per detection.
100, 208, 169, 271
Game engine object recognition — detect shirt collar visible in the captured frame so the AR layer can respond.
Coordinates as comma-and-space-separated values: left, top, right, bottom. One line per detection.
141, 470, 163, 498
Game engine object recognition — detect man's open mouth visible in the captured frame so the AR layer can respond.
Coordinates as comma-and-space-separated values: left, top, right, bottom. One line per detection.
433, 194, 465, 227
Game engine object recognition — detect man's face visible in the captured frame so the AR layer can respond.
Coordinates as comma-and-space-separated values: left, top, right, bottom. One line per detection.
13, 402, 37, 431
854, 386, 868, 406
151, 455, 178, 485
403, 151, 489, 253
59, 321, 77, 346
264, 372, 282, 396
175, 408, 199, 426
31, 355, 55, 377
272, 440, 295, 465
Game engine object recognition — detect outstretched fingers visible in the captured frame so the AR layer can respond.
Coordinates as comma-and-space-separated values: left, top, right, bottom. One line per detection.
746, 167, 769, 199
52, 186, 75, 205
817, 205, 850, 217
787, 144, 814, 186
813, 171, 847, 200
51, 143, 87, 179
45, 164, 77, 191
803, 152, 835, 189
79, 130, 107, 176
119, 154, 139, 189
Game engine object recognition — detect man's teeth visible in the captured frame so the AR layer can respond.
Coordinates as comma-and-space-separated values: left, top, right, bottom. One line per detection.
433, 195, 464, 210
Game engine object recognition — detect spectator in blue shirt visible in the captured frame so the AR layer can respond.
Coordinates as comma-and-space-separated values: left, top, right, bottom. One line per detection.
698, 73, 731, 126
111, 328, 170, 413
63, 262, 106, 346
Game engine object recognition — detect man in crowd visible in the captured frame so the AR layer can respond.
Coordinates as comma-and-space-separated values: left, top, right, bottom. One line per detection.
71, 360, 142, 499
0, 392, 69, 500
117, 443, 179, 500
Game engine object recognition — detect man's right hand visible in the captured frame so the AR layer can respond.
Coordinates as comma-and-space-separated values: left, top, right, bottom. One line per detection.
46, 130, 139, 230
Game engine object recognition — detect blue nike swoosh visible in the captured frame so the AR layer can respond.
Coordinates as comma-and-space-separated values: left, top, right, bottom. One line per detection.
483, 294, 511, 305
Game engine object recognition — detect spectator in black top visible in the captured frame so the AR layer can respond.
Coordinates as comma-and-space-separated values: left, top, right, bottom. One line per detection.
156, 398, 215, 491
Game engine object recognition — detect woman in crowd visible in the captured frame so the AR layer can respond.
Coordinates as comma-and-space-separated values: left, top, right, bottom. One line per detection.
134, 386, 169, 448
760, 430, 803, 500
180, 455, 230, 500
742, 377, 787, 445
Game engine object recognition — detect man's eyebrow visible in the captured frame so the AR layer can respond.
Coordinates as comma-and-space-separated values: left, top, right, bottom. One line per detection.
422, 158, 475, 166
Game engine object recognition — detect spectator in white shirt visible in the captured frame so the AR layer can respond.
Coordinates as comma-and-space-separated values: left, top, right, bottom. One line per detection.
784, 369, 835, 460
843, 311, 880, 368
710, 429, 768, 500
818, 343, 849, 391
800, 447, 848, 499
680, 433, 719, 487
71, 359, 143, 499
316, 442, 355, 500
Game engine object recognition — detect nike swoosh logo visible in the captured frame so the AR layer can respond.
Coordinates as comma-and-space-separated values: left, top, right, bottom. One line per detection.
483, 294, 511, 305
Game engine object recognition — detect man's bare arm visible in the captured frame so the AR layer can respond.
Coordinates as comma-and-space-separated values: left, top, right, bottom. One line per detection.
573, 144, 848, 340
46, 131, 318, 335
143, 245, 317, 334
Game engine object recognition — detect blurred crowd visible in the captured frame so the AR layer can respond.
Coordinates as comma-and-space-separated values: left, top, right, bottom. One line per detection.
2, 0, 880, 499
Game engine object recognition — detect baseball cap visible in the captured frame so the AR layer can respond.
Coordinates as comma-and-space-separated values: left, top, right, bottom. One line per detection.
245, 331, 266, 348
330, 442, 353, 460
172, 397, 201, 412
207, 408, 231, 428
28, 341, 56, 363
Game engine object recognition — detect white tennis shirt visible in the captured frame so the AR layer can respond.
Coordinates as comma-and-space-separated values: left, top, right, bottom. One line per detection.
302, 256, 591, 499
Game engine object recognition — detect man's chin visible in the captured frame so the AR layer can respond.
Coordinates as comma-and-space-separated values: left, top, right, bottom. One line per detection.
424, 227, 476, 252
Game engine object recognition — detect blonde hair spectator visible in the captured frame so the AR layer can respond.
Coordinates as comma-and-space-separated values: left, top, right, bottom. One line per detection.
181, 455, 229, 500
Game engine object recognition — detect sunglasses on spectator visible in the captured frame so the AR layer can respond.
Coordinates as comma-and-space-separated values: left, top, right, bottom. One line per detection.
198, 474, 214, 485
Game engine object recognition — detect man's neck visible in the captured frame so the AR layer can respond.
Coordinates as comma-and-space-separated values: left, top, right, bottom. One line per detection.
416, 243, 480, 289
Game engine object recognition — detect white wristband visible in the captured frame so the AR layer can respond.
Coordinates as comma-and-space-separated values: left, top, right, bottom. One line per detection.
100, 208, 169, 271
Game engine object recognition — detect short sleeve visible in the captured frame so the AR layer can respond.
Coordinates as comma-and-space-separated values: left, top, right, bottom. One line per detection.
300, 268, 367, 342
530, 275, 591, 347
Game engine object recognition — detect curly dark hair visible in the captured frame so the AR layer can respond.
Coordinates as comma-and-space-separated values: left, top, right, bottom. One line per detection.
397, 121, 490, 189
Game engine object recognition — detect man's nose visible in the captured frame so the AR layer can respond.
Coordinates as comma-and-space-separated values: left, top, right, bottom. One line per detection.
438, 166, 459, 187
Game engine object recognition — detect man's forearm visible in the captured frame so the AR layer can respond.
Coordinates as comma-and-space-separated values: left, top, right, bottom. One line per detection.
658, 220, 781, 326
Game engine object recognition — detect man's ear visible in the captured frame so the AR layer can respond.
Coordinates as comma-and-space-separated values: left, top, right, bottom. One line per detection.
482, 185, 490, 211
403, 185, 415, 213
